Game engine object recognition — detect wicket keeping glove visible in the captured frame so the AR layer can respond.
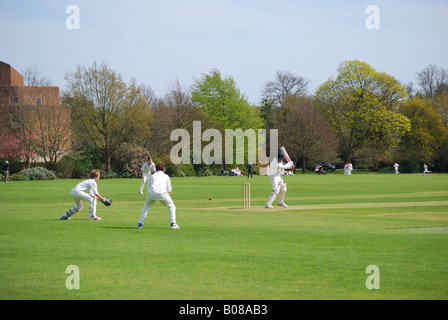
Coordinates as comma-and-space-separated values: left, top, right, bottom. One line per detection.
102, 198, 112, 206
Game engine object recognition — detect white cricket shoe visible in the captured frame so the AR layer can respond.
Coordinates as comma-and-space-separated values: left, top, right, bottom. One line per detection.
170, 223, 180, 229
278, 203, 288, 207
265, 205, 274, 209
90, 217, 102, 220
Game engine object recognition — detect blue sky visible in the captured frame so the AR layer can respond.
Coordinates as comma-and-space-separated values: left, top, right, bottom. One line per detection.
1, 0, 447, 104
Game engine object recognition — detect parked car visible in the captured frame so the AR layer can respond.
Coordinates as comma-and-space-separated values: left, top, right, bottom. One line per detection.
323, 163, 337, 171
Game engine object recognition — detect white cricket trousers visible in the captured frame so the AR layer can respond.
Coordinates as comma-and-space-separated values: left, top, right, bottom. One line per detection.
139, 174, 150, 193
138, 192, 176, 225
63, 190, 97, 219
266, 175, 287, 206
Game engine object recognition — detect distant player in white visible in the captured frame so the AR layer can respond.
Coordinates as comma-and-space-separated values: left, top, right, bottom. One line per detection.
139, 156, 156, 194
137, 163, 179, 229
348, 162, 353, 175
394, 162, 399, 175
60, 169, 105, 220
423, 164, 431, 176
344, 163, 348, 176
265, 152, 294, 208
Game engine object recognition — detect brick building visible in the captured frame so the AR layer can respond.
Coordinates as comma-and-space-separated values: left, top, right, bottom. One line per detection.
0, 61, 60, 106
0, 61, 71, 168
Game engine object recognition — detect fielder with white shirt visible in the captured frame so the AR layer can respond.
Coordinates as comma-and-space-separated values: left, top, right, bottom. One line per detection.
139, 156, 156, 194
60, 169, 105, 220
423, 164, 431, 176
394, 162, 399, 175
265, 152, 294, 208
137, 163, 179, 229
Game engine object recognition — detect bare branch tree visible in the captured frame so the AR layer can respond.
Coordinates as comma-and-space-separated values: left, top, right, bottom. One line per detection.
147, 80, 212, 157
262, 71, 310, 108
34, 105, 71, 170
21, 65, 53, 86
63, 62, 153, 172
139, 83, 157, 107
417, 64, 448, 99
273, 95, 339, 173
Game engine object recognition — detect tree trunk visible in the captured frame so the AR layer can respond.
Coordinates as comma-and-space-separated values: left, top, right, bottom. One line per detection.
106, 155, 111, 173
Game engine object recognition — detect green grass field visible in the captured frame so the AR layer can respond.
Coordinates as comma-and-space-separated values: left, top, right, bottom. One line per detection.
0, 172, 447, 300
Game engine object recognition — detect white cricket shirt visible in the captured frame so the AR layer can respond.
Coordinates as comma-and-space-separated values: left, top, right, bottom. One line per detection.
141, 162, 156, 175
148, 171, 172, 194
267, 157, 293, 177
71, 178, 98, 195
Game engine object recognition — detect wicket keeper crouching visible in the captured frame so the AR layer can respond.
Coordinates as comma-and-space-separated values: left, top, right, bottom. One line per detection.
265, 152, 294, 208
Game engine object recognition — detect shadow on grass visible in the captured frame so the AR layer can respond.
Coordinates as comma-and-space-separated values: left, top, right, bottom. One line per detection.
101, 226, 171, 230
102, 226, 137, 230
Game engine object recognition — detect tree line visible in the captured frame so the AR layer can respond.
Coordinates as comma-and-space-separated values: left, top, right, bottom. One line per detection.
1, 60, 447, 177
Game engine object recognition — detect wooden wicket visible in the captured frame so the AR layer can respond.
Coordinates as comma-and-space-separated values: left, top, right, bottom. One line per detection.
243, 182, 251, 209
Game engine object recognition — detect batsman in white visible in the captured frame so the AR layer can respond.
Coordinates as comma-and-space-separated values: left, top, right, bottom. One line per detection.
139, 156, 156, 194
60, 169, 107, 220
265, 152, 294, 208
137, 163, 179, 229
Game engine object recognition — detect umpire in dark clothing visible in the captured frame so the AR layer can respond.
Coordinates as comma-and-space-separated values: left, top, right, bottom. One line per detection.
2, 160, 10, 182
246, 163, 253, 178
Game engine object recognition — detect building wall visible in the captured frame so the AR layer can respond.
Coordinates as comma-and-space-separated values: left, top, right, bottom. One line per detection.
0, 61, 24, 86
15, 86, 60, 106
0, 62, 60, 106
0, 61, 71, 162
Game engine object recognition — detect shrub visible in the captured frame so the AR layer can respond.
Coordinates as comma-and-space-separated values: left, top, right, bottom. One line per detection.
19, 167, 56, 180
8, 173, 29, 181
55, 150, 102, 179
165, 163, 182, 177
72, 153, 101, 178
113, 144, 151, 178
194, 162, 212, 177
180, 164, 196, 177
202, 168, 213, 176
55, 156, 75, 179
100, 170, 119, 179
118, 171, 133, 178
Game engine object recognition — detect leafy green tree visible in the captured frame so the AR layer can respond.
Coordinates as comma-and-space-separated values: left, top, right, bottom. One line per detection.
192, 69, 263, 130
433, 87, 448, 171
315, 60, 410, 161
398, 97, 448, 165
191, 69, 264, 166
260, 97, 275, 129
62, 62, 153, 172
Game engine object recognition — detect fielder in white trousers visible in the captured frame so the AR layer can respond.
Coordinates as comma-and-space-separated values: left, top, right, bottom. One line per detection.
265, 152, 294, 208
137, 163, 179, 229
394, 162, 399, 175
139, 157, 156, 194
60, 169, 104, 220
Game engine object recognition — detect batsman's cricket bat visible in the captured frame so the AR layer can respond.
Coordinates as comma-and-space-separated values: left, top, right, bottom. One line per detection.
280, 146, 295, 169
